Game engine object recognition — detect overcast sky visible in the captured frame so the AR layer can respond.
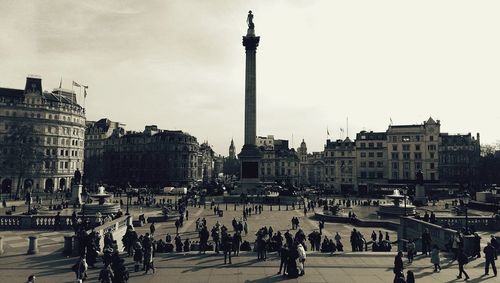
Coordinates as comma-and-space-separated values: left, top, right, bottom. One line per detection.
1, 0, 499, 155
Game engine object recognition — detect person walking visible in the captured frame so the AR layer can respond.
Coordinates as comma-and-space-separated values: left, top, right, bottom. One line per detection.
223, 233, 233, 264
406, 270, 415, 283
457, 249, 470, 280
407, 240, 415, 264
150, 222, 156, 237
278, 244, 289, 276
393, 251, 404, 280
473, 232, 481, 259
484, 242, 498, 276
143, 245, 155, 274
421, 228, 431, 255
244, 221, 248, 236
72, 256, 88, 282
297, 242, 306, 276
232, 231, 242, 256
430, 245, 441, 272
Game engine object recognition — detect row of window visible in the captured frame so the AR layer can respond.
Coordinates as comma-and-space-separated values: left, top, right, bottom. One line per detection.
360, 161, 384, 168
389, 135, 436, 142
45, 136, 84, 147
2, 110, 84, 124
391, 152, 437, 160
359, 142, 384, 148
360, 171, 384, 179
360, 152, 384, 158
391, 161, 435, 170
45, 148, 83, 157
392, 171, 436, 180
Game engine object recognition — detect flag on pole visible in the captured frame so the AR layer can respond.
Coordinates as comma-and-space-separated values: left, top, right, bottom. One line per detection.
340, 128, 344, 133
84, 88, 87, 98
59, 77, 62, 88
390, 118, 393, 125
327, 127, 330, 136
72, 81, 81, 87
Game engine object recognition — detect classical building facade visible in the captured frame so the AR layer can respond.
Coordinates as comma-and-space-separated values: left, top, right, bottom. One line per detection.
0, 76, 86, 194
324, 138, 357, 193
102, 126, 200, 187
439, 133, 480, 186
387, 118, 440, 182
84, 118, 124, 188
295, 118, 480, 194
258, 136, 300, 186
356, 131, 387, 193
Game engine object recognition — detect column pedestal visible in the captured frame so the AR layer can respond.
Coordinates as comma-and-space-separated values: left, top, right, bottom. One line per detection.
414, 184, 427, 205
71, 184, 83, 205
27, 236, 38, 255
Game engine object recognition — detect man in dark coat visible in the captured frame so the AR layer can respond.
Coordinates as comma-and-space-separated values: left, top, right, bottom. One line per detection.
457, 249, 470, 280
393, 251, 404, 279
421, 228, 432, 255
278, 245, 289, 275
484, 242, 497, 276
222, 233, 232, 264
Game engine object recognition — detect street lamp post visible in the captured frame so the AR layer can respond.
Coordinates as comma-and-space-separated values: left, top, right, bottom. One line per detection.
462, 193, 470, 234
126, 192, 130, 215
491, 188, 497, 215
402, 186, 408, 241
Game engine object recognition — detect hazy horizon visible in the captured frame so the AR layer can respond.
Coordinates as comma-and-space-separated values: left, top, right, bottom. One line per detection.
1, 0, 499, 155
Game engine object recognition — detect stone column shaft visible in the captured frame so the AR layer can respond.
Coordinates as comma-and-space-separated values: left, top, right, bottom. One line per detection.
244, 49, 257, 145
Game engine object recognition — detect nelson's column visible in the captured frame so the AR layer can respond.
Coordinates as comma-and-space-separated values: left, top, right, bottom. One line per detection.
238, 11, 262, 194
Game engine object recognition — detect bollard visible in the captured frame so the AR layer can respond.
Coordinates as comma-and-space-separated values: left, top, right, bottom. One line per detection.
63, 235, 73, 256
270, 205, 272, 211
225, 203, 228, 211
0, 236, 4, 255
234, 203, 236, 211
286, 204, 288, 211
204, 202, 206, 209
279, 204, 281, 211
27, 236, 38, 255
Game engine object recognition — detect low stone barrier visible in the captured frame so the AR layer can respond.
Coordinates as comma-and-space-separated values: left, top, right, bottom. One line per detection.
314, 212, 399, 230
398, 216, 476, 257
0, 215, 74, 230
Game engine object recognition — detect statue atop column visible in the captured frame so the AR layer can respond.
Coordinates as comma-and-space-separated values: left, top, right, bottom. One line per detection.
416, 170, 424, 185
73, 168, 82, 185
246, 10, 255, 36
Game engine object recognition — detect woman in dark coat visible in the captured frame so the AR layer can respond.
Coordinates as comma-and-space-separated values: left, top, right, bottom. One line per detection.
286, 243, 299, 278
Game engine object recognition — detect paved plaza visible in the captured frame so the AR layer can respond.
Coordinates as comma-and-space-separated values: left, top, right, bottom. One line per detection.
1, 202, 499, 283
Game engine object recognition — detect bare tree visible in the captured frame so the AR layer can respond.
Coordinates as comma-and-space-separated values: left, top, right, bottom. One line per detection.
1, 122, 48, 198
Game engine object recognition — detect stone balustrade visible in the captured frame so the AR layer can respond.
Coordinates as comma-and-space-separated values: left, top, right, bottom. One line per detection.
434, 216, 499, 231
0, 215, 77, 230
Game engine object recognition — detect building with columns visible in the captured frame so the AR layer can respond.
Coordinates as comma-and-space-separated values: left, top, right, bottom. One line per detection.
0, 76, 86, 194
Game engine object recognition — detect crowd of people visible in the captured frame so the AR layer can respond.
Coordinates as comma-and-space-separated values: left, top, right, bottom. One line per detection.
13, 191, 498, 283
